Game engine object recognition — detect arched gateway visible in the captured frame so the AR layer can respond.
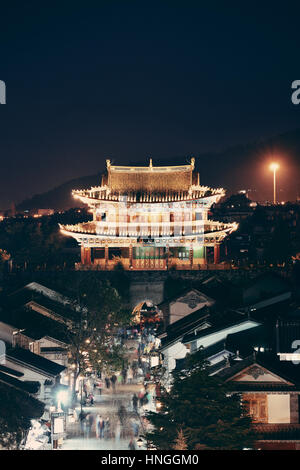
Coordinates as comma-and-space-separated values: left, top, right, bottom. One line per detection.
60, 158, 237, 270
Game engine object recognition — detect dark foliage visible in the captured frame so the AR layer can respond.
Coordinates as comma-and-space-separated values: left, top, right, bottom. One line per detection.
145, 352, 255, 450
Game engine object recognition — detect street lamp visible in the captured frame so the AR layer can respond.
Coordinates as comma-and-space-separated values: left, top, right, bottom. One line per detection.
269, 162, 279, 205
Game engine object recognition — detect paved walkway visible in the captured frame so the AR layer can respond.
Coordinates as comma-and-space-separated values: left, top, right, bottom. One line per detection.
61, 333, 156, 450
62, 384, 149, 450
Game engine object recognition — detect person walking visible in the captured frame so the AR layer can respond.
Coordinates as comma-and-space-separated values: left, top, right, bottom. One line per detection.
115, 420, 121, 441
79, 410, 86, 435
104, 417, 111, 439
128, 438, 136, 450
143, 391, 151, 410
110, 374, 117, 393
86, 413, 93, 438
132, 393, 138, 413
118, 405, 127, 425
88, 392, 94, 405
130, 418, 139, 437
97, 379, 103, 396
121, 368, 127, 385
95, 414, 101, 438
117, 374, 123, 386
137, 366, 143, 379
105, 377, 110, 389
98, 415, 105, 439
132, 364, 138, 381
127, 367, 133, 384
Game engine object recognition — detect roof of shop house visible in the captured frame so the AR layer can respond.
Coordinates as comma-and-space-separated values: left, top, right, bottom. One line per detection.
215, 353, 300, 391
0, 379, 44, 419
159, 306, 211, 351
4, 285, 76, 322
0, 363, 24, 378
6, 346, 66, 377
198, 338, 234, 359
276, 318, 300, 353
0, 369, 40, 394
225, 324, 275, 357
197, 275, 240, 304
174, 338, 236, 373
0, 306, 70, 344
181, 310, 256, 345
158, 287, 215, 309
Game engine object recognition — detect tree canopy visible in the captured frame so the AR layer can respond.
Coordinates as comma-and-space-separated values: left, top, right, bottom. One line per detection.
61, 273, 132, 396
145, 352, 255, 450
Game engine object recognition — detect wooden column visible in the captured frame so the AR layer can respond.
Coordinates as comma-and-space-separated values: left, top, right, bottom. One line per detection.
129, 244, 133, 268
86, 248, 91, 265
203, 246, 207, 264
214, 243, 220, 265
199, 246, 207, 265
81, 246, 85, 264
166, 244, 169, 269
105, 245, 109, 268
189, 245, 193, 267
81, 247, 91, 265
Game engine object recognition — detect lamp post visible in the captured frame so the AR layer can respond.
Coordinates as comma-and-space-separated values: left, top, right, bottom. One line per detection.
269, 162, 279, 205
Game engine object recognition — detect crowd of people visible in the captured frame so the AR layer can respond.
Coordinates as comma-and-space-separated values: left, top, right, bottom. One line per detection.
71, 326, 160, 449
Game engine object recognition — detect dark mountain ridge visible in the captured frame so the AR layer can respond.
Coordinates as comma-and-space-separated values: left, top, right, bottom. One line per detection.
16, 128, 300, 211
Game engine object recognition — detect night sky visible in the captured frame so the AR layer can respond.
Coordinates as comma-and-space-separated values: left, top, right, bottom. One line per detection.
1, 2, 300, 208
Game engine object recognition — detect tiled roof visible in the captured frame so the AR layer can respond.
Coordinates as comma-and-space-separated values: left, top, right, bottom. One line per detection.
225, 324, 274, 357
4, 287, 76, 321
276, 319, 300, 353
160, 306, 211, 350
0, 364, 24, 377
182, 311, 255, 344
158, 287, 215, 308
215, 353, 300, 390
6, 346, 66, 377
0, 380, 44, 419
0, 370, 40, 394
108, 162, 193, 192
0, 306, 70, 344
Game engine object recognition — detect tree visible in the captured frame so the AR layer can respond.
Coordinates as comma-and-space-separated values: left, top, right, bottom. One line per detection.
264, 218, 292, 264
0, 249, 10, 272
145, 352, 255, 450
173, 429, 188, 450
63, 273, 132, 399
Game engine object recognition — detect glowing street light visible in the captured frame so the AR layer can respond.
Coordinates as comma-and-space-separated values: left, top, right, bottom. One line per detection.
269, 162, 280, 204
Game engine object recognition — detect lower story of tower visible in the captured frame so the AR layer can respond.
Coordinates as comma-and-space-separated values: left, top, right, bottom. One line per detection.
79, 244, 224, 270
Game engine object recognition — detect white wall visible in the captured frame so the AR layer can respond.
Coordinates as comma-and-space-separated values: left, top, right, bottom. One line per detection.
268, 394, 290, 423
163, 342, 189, 376
169, 292, 214, 325
4, 357, 55, 404
0, 322, 14, 344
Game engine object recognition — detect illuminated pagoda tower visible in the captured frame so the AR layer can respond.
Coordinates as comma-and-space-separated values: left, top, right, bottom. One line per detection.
60, 158, 237, 270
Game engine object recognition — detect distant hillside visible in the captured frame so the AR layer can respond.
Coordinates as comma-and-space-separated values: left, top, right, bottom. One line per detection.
17, 128, 300, 210
17, 173, 103, 211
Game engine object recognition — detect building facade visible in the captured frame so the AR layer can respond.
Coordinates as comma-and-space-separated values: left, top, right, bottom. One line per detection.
60, 159, 237, 270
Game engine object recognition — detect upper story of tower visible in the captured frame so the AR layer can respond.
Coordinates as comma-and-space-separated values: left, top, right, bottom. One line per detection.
72, 158, 226, 206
